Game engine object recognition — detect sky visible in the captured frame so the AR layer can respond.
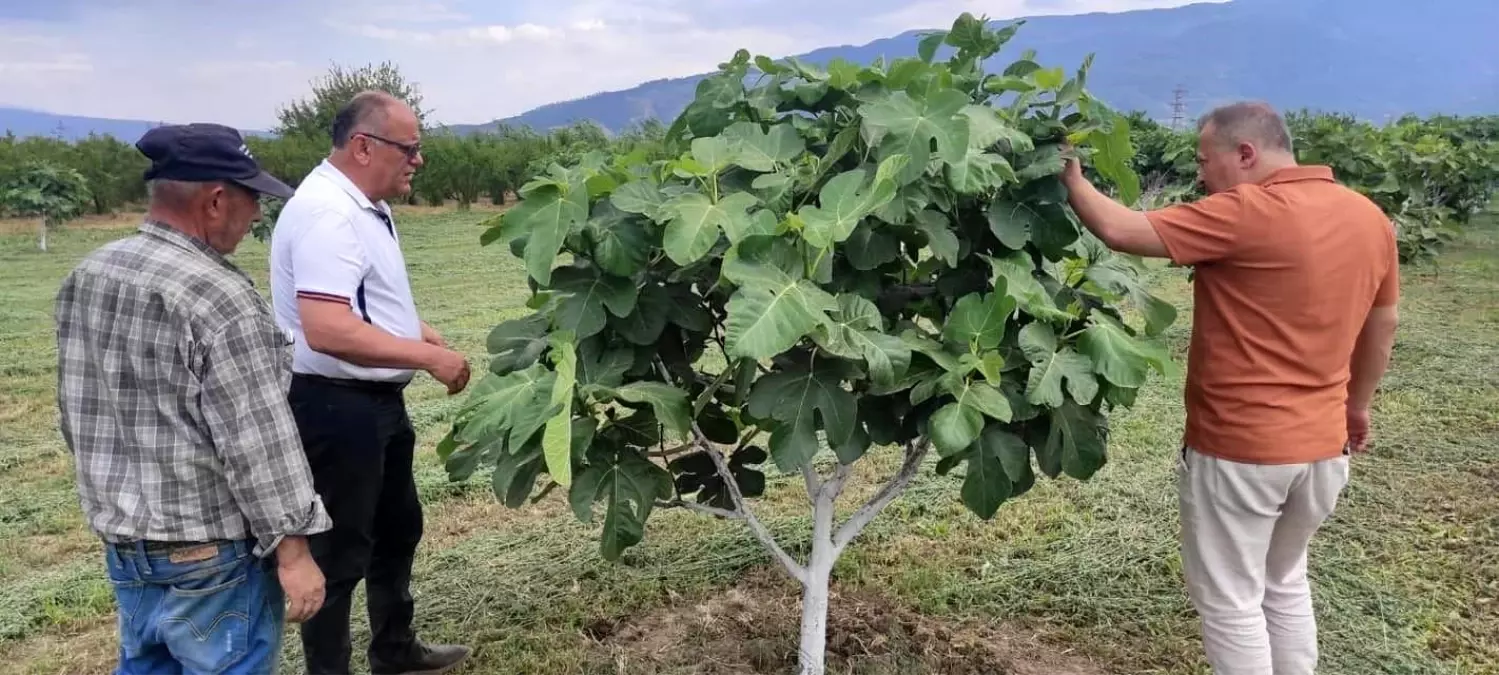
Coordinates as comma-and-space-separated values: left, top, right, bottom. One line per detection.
0, 0, 1220, 130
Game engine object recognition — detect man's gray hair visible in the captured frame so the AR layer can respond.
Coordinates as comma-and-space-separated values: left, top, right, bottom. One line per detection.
1197, 101, 1294, 153
147, 178, 210, 206
331, 90, 402, 148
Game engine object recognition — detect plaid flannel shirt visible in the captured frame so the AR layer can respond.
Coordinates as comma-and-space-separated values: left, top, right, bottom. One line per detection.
55, 221, 331, 557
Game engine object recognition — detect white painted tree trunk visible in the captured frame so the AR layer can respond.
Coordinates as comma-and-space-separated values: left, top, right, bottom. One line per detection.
38, 219, 47, 252
669, 386, 932, 675
797, 474, 838, 675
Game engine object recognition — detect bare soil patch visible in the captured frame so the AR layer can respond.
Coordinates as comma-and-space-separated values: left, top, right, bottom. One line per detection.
586, 569, 1112, 675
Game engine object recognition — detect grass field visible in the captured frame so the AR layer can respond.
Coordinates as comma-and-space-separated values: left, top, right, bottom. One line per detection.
0, 206, 1494, 675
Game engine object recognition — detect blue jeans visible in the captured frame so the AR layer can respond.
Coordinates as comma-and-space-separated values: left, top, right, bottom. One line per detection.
104, 539, 284, 675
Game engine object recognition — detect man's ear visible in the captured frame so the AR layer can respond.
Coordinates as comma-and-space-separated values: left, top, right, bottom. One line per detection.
204, 183, 229, 219
1238, 141, 1259, 168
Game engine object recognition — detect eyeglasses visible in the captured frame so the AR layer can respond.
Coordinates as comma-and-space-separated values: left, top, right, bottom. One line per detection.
357, 132, 422, 159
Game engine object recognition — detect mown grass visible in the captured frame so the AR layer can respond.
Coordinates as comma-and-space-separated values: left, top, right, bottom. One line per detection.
0, 208, 1493, 675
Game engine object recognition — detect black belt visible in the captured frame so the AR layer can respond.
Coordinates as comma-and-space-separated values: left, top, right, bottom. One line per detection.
292, 372, 410, 394
107, 539, 209, 553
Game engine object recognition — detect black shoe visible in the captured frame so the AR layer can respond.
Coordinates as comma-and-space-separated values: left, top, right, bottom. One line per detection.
370, 642, 472, 675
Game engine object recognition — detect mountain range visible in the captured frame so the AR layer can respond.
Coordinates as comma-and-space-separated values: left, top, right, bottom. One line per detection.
2, 0, 1495, 143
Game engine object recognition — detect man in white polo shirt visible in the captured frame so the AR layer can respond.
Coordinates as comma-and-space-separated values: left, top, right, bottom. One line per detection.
269, 90, 471, 675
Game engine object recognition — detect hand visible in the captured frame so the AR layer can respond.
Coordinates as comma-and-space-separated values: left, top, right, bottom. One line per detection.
1061, 146, 1086, 187
421, 322, 448, 349
276, 538, 325, 623
1346, 406, 1372, 454
426, 347, 471, 395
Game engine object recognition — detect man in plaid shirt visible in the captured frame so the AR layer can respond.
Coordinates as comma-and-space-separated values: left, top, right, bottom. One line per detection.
54, 123, 332, 675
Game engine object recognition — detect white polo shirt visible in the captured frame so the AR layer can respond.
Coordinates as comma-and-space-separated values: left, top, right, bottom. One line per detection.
269, 160, 422, 383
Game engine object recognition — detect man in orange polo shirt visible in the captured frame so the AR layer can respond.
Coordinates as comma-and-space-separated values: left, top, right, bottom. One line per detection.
1060, 101, 1400, 674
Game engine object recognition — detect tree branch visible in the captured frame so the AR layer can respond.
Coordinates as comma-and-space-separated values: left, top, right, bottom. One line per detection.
657, 499, 740, 520
650, 442, 699, 459
827, 462, 853, 501
654, 358, 807, 584
831, 440, 930, 555
801, 464, 823, 505
692, 365, 735, 417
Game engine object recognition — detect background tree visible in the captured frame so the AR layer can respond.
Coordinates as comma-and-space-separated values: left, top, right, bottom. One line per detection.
1, 162, 92, 252
438, 14, 1178, 675
274, 61, 429, 141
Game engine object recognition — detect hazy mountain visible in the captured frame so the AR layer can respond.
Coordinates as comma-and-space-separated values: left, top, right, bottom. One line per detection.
4, 0, 1495, 142
0, 108, 268, 144
449, 0, 1498, 134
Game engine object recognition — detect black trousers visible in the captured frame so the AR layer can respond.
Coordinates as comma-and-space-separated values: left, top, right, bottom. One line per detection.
289, 374, 424, 675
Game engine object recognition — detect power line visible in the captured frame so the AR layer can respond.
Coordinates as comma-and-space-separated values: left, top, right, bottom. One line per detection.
1169, 85, 1188, 130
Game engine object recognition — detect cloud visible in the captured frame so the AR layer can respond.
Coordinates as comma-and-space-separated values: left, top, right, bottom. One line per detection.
338, 19, 584, 45
186, 60, 298, 78
0, 55, 92, 74
364, 0, 470, 23
0, 0, 1216, 130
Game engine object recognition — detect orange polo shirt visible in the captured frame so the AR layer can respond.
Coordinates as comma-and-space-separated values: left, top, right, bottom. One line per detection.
1144, 166, 1400, 465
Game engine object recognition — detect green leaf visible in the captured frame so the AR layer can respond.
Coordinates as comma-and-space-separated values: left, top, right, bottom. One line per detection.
813, 295, 912, 388
492, 437, 544, 508
725, 122, 806, 172
691, 135, 736, 173
984, 74, 1038, 97
812, 124, 860, 186
611, 283, 671, 346
661, 191, 761, 265
1018, 322, 1099, 407
798, 165, 900, 249
496, 183, 589, 286
486, 314, 550, 376
930, 401, 983, 457
1033, 67, 1066, 90
551, 266, 639, 340
917, 31, 947, 62
569, 449, 672, 560
608, 382, 693, 441
575, 339, 633, 388
962, 427, 1018, 519
1043, 399, 1108, 480
587, 202, 650, 277
1076, 316, 1173, 389
843, 223, 901, 271
996, 427, 1035, 496
947, 149, 1015, 194
728, 235, 805, 280
610, 179, 666, 220
901, 330, 963, 373
1088, 113, 1142, 207
731, 209, 785, 248
746, 364, 858, 471
986, 198, 1041, 250
946, 377, 1014, 423
1015, 144, 1066, 183
860, 89, 971, 184
942, 292, 1015, 349
723, 261, 837, 360
914, 210, 959, 267
986, 252, 1075, 323
455, 365, 556, 447
663, 284, 713, 332
959, 105, 1032, 153
541, 338, 577, 486
1083, 255, 1178, 336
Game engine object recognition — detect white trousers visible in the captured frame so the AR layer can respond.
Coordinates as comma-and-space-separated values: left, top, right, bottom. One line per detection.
1178, 446, 1351, 675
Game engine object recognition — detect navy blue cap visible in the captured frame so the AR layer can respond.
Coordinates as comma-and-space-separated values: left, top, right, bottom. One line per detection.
136, 123, 294, 200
